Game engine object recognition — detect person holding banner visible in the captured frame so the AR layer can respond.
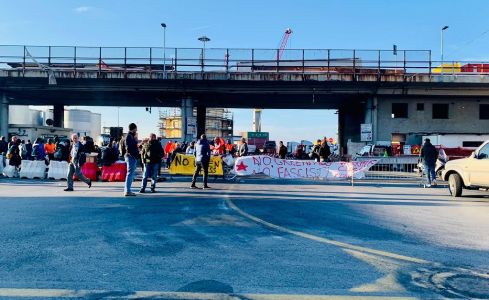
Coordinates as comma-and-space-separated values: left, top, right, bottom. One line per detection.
190, 134, 211, 189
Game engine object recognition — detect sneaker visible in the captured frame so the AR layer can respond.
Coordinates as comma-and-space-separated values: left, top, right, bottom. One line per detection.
124, 192, 137, 197
203, 186, 211, 190
64, 188, 74, 192
139, 189, 145, 193
150, 188, 156, 193
426, 184, 431, 188
190, 185, 198, 189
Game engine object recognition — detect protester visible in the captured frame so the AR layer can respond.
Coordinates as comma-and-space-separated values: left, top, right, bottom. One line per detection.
140, 133, 164, 193
0, 136, 8, 155
225, 139, 236, 156
211, 137, 225, 156
100, 141, 118, 166
44, 139, 56, 161
122, 123, 139, 196
61, 140, 70, 162
32, 138, 46, 162
311, 140, 321, 162
186, 141, 196, 155
237, 138, 248, 157
295, 144, 304, 159
7, 136, 18, 150
64, 134, 92, 192
278, 141, 287, 159
420, 138, 438, 187
7, 139, 21, 169
191, 134, 211, 189
24, 140, 33, 161
170, 142, 185, 162
320, 138, 331, 162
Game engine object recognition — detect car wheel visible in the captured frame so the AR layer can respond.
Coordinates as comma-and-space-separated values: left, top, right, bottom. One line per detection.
448, 173, 463, 197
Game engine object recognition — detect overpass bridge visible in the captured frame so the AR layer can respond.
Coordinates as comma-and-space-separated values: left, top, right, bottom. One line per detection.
1, 45, 489, 152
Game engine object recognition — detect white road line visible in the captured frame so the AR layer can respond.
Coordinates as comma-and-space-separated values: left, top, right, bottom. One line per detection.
0, 288, 418, 299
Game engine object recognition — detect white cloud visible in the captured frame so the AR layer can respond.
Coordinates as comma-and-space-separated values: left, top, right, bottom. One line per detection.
74, 6, 93, 13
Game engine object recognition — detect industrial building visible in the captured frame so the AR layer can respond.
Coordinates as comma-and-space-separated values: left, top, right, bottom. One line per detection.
159, 108, 233, 140
7, 106, 101, 141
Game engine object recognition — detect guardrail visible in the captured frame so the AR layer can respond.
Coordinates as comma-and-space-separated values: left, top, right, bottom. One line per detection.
0, 45, 487, 80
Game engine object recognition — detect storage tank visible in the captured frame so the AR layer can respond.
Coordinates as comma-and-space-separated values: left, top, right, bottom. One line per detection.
65, 109, 101, 137
9, 105, 43, 125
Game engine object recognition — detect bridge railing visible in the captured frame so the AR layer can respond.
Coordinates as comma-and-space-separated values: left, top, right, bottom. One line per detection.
0, 45, 487, 80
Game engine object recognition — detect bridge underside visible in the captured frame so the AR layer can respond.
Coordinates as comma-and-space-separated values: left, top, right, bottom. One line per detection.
2, 77, 489, 154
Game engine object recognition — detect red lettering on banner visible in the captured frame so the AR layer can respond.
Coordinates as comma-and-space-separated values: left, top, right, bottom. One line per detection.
263, 156, 272, 166
274, 158, 284, 166
277, 167, 284, 178
252, 156, 261, 166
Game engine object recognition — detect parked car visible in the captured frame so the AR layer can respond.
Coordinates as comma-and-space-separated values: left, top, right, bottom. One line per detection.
442, 140, 489, 197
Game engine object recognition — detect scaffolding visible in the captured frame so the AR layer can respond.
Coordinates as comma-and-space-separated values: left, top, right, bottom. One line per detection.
158, 107, 233, 140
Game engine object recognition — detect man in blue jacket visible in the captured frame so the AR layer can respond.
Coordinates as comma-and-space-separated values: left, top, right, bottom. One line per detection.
191, 134, 211, 189
123, 123, 139, 196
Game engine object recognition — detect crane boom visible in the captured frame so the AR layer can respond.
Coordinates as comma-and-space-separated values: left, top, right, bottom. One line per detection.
277, 28, 292, 60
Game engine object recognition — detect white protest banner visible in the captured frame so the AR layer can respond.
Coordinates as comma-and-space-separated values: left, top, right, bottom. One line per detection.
234, 156, 380, 180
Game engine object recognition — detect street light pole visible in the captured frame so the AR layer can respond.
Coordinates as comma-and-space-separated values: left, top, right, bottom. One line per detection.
161, 23, 167, 79
441, 25, 449, 74
198, 36, 210, 72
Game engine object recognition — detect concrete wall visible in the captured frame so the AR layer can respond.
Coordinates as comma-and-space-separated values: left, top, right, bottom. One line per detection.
376, 98, 489, 145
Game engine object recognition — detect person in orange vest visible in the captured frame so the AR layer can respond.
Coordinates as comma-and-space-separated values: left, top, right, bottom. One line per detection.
164, 141, 173, 168
225, 139, 236, 156
44, 138, 56, 161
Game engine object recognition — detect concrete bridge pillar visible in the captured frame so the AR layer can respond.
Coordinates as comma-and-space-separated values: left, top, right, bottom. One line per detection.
0, 93, 9, 138
181, 98, 194, 141
338, 101, 366, 155
53, 104, 64, 128
196, 106, 206, 139
364, 97, 378, 143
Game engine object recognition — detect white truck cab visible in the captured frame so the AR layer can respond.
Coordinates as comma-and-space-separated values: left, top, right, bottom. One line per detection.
442, 140, 489, 197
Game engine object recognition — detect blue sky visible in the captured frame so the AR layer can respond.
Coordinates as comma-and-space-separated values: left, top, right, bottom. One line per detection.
2, 0, 489, 141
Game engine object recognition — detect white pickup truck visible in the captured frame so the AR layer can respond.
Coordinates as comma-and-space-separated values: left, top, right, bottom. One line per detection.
442, 140, 489, 197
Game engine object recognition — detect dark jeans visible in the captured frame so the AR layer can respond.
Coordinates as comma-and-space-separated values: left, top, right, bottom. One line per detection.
141, 163, 158, 190
191, 160, 209, 187
424, 163, 436, 184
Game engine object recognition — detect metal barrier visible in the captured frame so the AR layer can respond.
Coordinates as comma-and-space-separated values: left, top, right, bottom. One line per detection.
354, 156, 420, 181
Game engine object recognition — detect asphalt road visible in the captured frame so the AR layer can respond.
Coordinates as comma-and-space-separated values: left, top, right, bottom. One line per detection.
0, 177, 488, 299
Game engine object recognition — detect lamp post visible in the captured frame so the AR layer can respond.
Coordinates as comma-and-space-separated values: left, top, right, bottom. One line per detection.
198, 36, 210, 71
161, 23, 167, 79
441, 25, 449, 74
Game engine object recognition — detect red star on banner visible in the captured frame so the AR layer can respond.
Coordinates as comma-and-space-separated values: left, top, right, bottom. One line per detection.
236, 161, 248, 171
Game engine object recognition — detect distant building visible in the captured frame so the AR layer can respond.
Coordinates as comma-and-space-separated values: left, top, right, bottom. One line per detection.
159, 108, 233, 140
8, 105, 101, 141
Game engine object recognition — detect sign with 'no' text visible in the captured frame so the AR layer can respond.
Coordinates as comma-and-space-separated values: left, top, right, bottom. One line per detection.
233, 156, 379, 180
170, 154, 223, 176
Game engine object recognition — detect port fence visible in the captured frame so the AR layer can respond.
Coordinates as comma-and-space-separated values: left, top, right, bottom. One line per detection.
352, 156, 421, 184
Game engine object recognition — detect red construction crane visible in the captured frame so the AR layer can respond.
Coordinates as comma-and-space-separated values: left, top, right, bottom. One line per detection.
277, 28, 293, 60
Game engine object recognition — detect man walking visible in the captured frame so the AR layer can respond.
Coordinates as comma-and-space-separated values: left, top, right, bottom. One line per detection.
140, 133, 163, 193
191, 134, 211, 189
123, 123, 139, 196
420, 138, 438, 187
64, 134, 92, 191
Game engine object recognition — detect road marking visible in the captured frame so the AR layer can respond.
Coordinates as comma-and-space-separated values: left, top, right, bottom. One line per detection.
0, 288, 418, 299
224, 198, 430, 265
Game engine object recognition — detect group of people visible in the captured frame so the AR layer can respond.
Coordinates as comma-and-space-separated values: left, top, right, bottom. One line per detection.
0, 136, 72, 169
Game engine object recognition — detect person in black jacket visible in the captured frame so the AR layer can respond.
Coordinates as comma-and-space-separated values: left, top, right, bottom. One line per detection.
139, 133, 164, 193
123, 123, 139, 196
278, 141, 287, 159
319, 138, 331, 162
420, 138, 438, 187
